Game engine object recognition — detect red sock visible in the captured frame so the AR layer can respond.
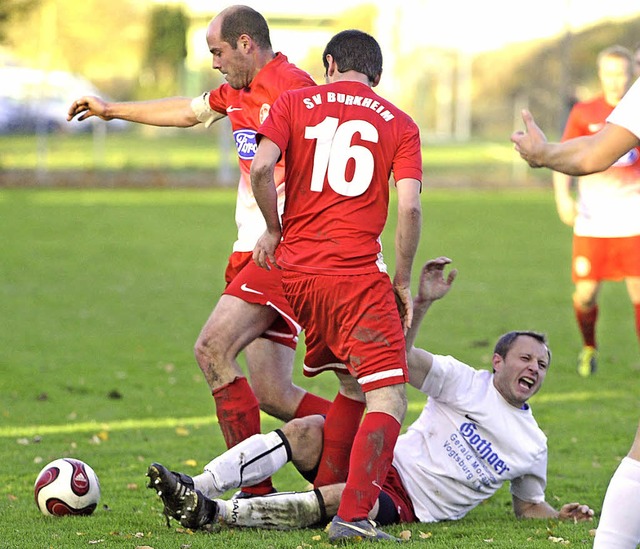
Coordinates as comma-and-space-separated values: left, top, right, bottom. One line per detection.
575, 304, 598, 348
336, 411, 401, 522
293, 391, 332, 418
313, 392, 366, 487
212, 377, 273, 495
634, 303, 640, 347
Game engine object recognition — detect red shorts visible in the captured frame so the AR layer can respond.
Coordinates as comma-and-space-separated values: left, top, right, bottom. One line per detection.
382, 465, 417, 523
223, 252, 301, 350
223, 251, 253, 285
281, 270, 408, 392
572, 234, 640, 282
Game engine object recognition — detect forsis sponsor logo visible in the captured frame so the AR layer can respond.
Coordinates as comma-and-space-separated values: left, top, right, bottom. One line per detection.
233, 129, 258, 160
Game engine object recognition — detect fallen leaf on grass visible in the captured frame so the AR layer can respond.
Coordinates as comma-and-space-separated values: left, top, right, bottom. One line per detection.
419, 531, 432, 539
399, 530, 411, 540
175, 427, 190, 436
183, 459, 198, 467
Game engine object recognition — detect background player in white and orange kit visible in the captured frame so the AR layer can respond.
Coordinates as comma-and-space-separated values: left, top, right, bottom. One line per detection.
513, 72, 640, 549
552, 45, 640, 377
67, 5, 331, 502
252, 29, 422, 542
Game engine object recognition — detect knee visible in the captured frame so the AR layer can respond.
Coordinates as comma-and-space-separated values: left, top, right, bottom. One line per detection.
256, 396, 287, 420
194, 332, 223, 364
573, 287, 598, 309
282, 416, 324, 467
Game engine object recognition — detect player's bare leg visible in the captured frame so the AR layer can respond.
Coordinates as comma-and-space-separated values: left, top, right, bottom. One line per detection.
244, 337, 307, 421
194, 295, 285, 495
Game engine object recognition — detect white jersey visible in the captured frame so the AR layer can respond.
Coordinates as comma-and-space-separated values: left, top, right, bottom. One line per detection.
608, 77, 640, 140
393, 355, 548, 523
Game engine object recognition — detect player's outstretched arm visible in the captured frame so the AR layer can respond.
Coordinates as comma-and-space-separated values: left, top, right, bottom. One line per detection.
511, 109, 639, 176
406, 257, 457, 390
67, 96, 200, 127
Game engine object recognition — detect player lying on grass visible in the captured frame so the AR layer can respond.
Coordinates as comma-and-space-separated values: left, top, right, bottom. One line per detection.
148, 257, 594, 532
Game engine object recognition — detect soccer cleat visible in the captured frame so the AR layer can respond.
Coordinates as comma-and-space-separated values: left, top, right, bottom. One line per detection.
328, 515, 402, 543
146, 462, 195, 526
577, 346, 598, 377
179, 488, 219, 531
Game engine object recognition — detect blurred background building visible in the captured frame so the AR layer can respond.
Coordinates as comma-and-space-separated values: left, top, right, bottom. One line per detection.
1, 0, 640, 140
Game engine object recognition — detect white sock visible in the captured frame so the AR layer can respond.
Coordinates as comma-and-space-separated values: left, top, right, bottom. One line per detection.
216, 490, 323, 529
192, 430, 290, 499
594, 456, 640, 549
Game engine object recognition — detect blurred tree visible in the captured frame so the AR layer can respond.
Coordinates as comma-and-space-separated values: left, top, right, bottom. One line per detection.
0, 0, 39, 44
138, 4, 188, 98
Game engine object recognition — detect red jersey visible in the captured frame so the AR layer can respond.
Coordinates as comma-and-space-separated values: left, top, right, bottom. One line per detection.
257, 80, 422, 275
207, 53, 315, 252
562, 95, 640, 237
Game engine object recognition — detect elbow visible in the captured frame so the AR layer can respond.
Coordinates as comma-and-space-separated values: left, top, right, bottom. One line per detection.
572, 150, 614, 176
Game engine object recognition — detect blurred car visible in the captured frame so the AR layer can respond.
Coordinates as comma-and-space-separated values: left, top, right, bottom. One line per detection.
0, 66, 128, 134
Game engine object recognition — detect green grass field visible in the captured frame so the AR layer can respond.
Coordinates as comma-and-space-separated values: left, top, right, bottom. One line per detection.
1, 187, 639, 548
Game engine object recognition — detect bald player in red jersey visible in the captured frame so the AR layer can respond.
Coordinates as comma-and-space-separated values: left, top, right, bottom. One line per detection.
252, 29, 423, 542
67, 5, 332, 505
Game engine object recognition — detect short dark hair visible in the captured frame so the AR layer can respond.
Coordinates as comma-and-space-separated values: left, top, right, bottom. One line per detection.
493, 331, 551, 365
220, 5, 272, 50
597, 45, 633, 69
322, 29, 382, 84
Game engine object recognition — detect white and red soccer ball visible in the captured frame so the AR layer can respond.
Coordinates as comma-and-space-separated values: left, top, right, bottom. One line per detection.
34, 458, 101, 516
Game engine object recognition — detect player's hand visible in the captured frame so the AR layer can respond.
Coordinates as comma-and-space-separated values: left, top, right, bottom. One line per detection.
393, 284, 413, 334
510, 109, 548, 168
253, 229, 281, 271
416, 257, 457, 304
558, 502, 594, 522
67, 96, 110, 122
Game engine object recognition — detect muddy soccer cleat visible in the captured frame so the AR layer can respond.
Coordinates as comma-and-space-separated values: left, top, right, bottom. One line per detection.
147, 462, 195, 526
328, 515, 402, 543
179, 488, 219, 531
577, 346, 598, 377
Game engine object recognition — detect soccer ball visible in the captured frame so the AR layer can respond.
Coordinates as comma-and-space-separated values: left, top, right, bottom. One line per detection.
34, 458, 101, 516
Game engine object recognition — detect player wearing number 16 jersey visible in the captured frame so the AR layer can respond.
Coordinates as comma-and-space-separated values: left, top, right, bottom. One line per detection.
251, 30, 423, 542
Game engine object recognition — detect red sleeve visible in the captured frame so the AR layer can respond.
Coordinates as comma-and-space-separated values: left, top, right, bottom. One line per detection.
392, 121, 423, 185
